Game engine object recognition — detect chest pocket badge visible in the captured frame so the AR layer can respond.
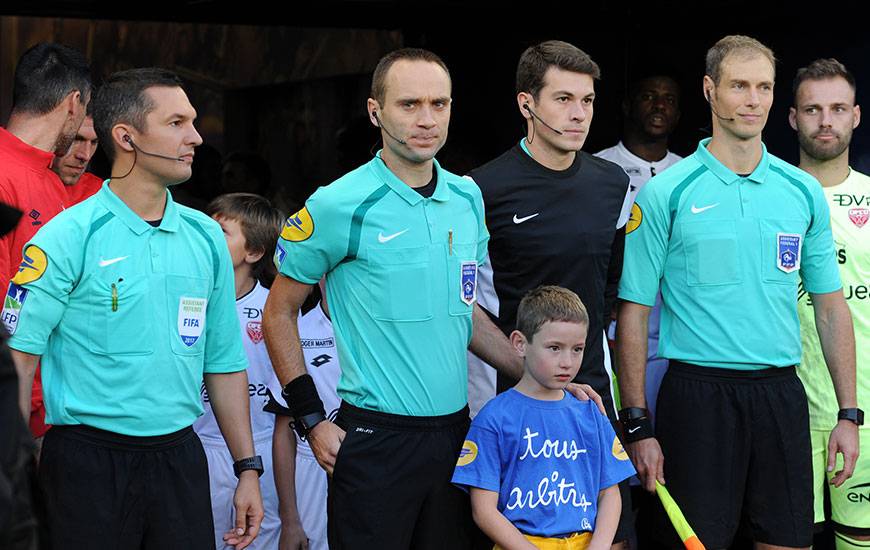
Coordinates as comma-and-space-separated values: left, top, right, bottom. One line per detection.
178, 297, 207, 346
461, 261, 477, 305
776, 233, 802, 274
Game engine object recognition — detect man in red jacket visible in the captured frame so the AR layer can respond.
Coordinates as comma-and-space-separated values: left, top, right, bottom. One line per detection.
51, 114, 102, 206
0, 42, 91, 442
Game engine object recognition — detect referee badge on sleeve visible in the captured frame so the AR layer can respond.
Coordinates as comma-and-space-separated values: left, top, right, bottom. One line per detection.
461, 261, 477, 305
1, 283, 28, 335
776, 233, 802, 273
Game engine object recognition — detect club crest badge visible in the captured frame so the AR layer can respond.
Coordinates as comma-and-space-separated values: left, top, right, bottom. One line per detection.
848, 208, 869, 228
178, 297, 207, 346
776, 233, 802, 273
247, 321, 263, 344
461, 261, 477, 305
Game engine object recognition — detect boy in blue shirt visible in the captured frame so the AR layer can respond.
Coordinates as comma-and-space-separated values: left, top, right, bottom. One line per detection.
453, 286, 635, 550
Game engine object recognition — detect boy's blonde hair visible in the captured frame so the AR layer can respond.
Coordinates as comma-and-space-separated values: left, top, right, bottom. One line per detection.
206, 193, 283, 286
516, 285, 588, 341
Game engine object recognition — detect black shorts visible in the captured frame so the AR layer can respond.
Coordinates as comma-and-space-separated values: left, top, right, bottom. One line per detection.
328, 402, 473, 550
654, 361, 813, 549
39, 425, 214, 550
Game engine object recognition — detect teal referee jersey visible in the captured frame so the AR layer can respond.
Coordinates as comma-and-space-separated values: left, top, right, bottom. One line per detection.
275, 152, 489, 416
619, 138, 841, 370
4, 181, 247, 436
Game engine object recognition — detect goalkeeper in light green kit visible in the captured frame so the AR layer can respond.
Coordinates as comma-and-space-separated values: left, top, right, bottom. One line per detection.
790, 58, 867, 548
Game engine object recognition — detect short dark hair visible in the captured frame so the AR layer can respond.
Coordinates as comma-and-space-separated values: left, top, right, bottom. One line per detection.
370, 48, 451, 106
92, 68, 184, 161
705, 35, 776, 85
793, 58, 856, 105
516, 285, 589, 341
207, 193, 284, 286
12, 43, 91, 115
516, 40, 600, 99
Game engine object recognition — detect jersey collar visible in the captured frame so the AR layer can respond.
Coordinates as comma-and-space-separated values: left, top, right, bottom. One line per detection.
695, 137, 770, 185
370, 150, 449, 205
98, 180, 180, 235
0, 127, 55, 171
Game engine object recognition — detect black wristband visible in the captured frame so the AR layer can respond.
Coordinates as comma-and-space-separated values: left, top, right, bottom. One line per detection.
233, 455, 264, 478
622, 415, 655, 443
281, 374, 326, 419
618, 407, 649, 422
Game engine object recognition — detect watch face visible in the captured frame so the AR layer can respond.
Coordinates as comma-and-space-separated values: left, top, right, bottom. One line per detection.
840, 408, 865, 425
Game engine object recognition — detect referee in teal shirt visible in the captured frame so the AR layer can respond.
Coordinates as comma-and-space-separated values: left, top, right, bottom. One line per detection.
263, 49, 528, 550
616, 36, 858, 550
7, 69, 264, 550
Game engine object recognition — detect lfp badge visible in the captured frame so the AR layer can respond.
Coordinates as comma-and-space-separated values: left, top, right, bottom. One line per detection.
178, 297, 207, 346
461, 262, 477, 305
776, 233, 802, 273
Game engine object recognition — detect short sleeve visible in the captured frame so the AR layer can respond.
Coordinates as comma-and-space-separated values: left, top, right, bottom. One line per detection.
595, 410, 636, 489
203, 226, 247, 374
5, 228, 77, 355
618, 181, 670, 307
460, 176, 490, 266
473, 189, 490, 266
451, 417, 502, 493
798, 185, 841, 294
275, 187, 352, 285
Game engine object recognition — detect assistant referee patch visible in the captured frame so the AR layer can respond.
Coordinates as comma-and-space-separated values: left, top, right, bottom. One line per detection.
626, 203, 643, 235
280, 207, 314, 242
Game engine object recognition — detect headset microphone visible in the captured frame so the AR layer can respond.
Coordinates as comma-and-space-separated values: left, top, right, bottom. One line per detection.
523, 104, 564, 135
124, 135, 187, 162
705, 91, 735, 122
372, 111, 407, 145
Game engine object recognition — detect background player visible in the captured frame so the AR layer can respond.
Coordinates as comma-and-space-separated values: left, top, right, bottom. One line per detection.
790, 58, 868, 549
0, 42, 90, 446
194, 192, 285, 549
271, 278, 339, 550
51, 113, 103, 206
454, 286, 635, 550
595, 70, 683, 549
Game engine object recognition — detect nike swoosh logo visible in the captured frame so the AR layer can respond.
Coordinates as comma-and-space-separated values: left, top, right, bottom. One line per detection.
99, 256, 129, 267
691, 203, 720, 214
378, 229, 409, 243
628, 426, 641, 433
512, 213, 540, 224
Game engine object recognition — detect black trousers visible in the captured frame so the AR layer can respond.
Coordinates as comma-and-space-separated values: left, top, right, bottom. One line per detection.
328, 402, 473, 550
39, 425, 215, 550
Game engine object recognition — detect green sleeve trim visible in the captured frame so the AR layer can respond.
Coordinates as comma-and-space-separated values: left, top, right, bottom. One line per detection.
182, 216, 220, 283
447, 183, 481, 221
73, 212, 114, 291
346, 184, 390, 260
770, 165, 815, 223
667, 165, 706, 236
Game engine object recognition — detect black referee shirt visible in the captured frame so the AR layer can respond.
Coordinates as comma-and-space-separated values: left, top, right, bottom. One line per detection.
470, 143, 629, 417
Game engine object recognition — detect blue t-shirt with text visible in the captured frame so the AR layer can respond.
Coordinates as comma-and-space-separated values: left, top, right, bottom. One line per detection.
452, 389, 635, 537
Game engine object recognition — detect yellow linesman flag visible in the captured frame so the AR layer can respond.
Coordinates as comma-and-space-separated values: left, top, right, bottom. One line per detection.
656, 481, 705, 550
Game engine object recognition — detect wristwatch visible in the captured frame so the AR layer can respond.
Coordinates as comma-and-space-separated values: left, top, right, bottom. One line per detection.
292, 411, 327, 440
838, 408, 865, 426
233, 456, 264, 478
